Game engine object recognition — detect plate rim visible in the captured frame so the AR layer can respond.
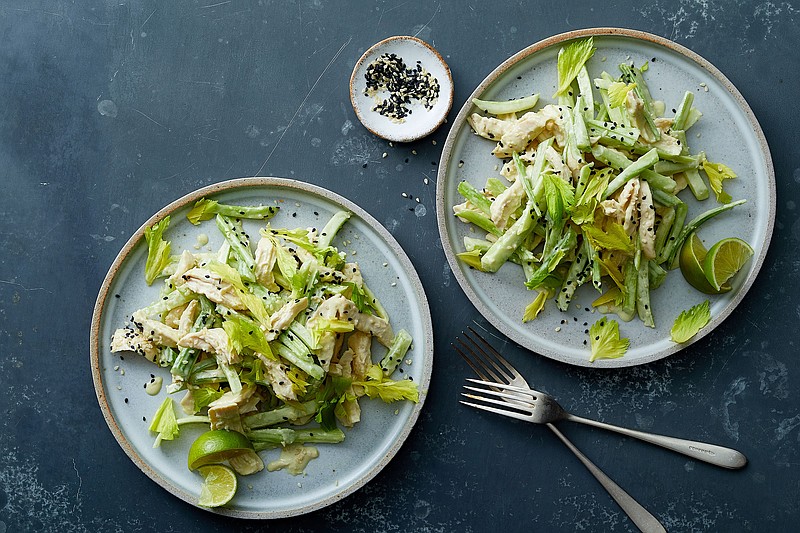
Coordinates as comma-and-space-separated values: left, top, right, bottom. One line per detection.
435, 27, 776, 368
90, 176, 434, 518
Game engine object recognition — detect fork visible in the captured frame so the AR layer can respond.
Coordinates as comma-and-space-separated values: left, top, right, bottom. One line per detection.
454, 327, 667, 533
456, 327, 747, 470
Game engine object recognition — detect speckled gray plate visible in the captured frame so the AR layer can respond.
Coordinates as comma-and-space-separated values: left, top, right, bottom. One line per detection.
90, 177, 433, 518
436, 28, 775, 368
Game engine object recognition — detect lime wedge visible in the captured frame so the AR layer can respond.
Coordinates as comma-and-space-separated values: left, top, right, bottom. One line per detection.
702, 237, 754, 291
187, 429, 254, 471
197, 464, 237, 508
679, 233, 731, 294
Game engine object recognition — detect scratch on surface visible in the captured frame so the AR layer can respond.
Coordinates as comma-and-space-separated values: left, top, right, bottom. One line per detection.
71, 459, 82, 513
375, 1, 413, 34
200, 0, 231, 8
140, 7, 156, 29
131, 108, 168, 131
413, 2, 442, 38
0, 7, 70, 22
160, 162, 197, 181
251, 36, 352, 177
711, 338, 748, 387
0, 279, 53, 294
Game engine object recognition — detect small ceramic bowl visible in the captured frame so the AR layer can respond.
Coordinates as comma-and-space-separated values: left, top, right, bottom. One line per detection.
350, 36, 453, 143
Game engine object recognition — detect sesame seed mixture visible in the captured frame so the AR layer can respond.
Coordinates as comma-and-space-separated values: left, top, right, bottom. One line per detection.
364, 53, 440, 122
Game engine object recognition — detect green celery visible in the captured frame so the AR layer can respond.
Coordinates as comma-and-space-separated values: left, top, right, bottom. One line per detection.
242, 400, 318, 429
457, 181, 493, 215
318, 211, 351, 248
379, 329, 413, 376
480, 202, 537, 273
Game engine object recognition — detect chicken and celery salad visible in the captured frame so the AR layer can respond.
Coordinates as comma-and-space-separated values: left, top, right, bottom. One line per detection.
110, 198, 418, 504
453, 37, 752, 361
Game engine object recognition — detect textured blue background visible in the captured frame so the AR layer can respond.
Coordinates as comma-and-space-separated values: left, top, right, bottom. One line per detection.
1, 1, 798, 531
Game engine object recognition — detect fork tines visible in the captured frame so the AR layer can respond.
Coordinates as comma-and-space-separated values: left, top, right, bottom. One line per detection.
451, 326, 519, 384
460, 390, 534, 423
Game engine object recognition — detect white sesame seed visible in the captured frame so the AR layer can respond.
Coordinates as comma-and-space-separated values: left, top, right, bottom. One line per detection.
555, 327, 562, 332
382, 152, 388, 158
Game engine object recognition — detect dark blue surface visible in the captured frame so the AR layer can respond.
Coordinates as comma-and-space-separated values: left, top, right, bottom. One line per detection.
1, 1, 798, 531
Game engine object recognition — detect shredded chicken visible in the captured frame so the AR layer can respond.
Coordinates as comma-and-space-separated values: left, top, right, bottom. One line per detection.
328, 347, 362, 427
309, 294, 394, 346
168, 250, 196, 286
208, 388, 264, 475
254, 237, 279, 291
181, 267, 246, 310
341, 262, 364, 287
141, 318, 181, 348
266, 297, 308, 340
601, 178, 641, 235
177, 299, 200, 337
490, 179, 525, 230
110, 328, 158, 361
468, 105, 563, 157
178, 327, 239, 365
257, 354, 297, 401
638, 180, 657, 260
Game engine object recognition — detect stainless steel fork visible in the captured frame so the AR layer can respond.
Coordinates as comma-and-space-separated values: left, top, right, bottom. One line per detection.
454, 327, 666, 533
457, 328, 747, 469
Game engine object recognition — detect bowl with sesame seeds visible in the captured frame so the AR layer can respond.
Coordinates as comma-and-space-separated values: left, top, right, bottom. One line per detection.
350, 35, 453, 143
436, 28, 775, 367
91, 177, 433, 517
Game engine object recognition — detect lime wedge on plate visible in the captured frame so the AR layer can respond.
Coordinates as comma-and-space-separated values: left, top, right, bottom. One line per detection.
702, 237, 754, 291
188, 429, 254, 470
197, 464, 237, 508
679, 233, 731, 294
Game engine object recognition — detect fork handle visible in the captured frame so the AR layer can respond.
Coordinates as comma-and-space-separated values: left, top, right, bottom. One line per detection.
565, 414, 747, 469
547, 424, 666, 533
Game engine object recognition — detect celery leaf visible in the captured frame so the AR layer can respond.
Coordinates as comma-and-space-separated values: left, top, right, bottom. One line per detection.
607, 81, 637, 108
554, 37, 596, 97
581, 223, 634, 254
589, 317, 629, 362
703, 161, 736, 203
149, 396, 179, 446
144, 216, 172, 285
186, 199, 219, 225
542, 173, 575, 223
193, 387, 225, 412
670, 300, 711, 343
354, 365, 419, 403
522, 291, 548, 322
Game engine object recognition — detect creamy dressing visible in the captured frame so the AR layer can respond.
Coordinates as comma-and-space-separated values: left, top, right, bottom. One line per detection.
144, 375, 163, 395
193, 233, 209, 249
266, 443, 319, 475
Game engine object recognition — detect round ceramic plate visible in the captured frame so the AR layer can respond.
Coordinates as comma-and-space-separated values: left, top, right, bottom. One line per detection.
90, 177, 433, 517
436, 28, 775, 368
350, 35, 453, 142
